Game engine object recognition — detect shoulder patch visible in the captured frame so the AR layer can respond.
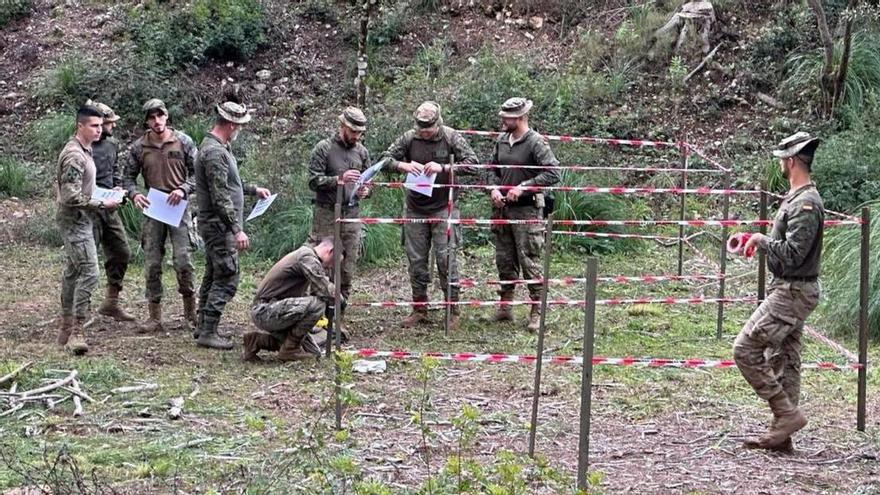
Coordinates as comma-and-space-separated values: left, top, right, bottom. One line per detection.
802, 204, 814, 211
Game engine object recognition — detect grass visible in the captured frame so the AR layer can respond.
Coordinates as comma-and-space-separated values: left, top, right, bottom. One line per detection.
0, 158, 31, 198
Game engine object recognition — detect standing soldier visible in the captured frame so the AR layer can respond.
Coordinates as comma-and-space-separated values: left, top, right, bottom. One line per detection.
488, 98, 560, 331
382, 101, 478, 330
87, 101, 135, 322
735, 132, 824, 453
124, 99, 199, 333
55, 105, 122, 346
307, 106, 371, 337
194, 101, 270, 350
243, 238, 338, 362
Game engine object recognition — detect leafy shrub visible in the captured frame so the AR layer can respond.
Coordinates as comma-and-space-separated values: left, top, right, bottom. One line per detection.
0, 0, 31, 28
27, 112, 75, 160
819, 202, 880, 339
0, 157, 31, 198
126, 0, 265, 69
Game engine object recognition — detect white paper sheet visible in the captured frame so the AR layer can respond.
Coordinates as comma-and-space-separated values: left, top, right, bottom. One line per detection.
246, 193, 278, 222
143, 188, 188, 227
349, 158, 390, 206
91, 187, 125, 203
404, 172, 436, 198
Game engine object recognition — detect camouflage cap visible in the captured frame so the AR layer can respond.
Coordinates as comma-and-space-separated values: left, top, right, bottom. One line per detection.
772, 131, 821, 159
498, 97, 533, 118
142, 98, 168, 119
414, 101, 442, 130
216, 101, 252, 124
91, 101, 120, 123
339, 106, 367, 132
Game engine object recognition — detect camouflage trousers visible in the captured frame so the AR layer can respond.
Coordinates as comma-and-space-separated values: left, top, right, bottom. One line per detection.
198, 221, 240, 328
734, 279, 821, 404
142, 216, 195, 304
308, 205, 361, 299
404, 207, 460, 301
250, 296, 326, 344
492, 205, 545, 298
92, 208, 130, 291
57, 208, 99, 318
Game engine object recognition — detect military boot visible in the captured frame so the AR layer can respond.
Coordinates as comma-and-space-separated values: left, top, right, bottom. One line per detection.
196, 317, 234, 350
182, 296, 197, 329
139, 303, 164, 333
742, 392, 806, 450
97, 286, 136, 321
56, 315, 77, 346
277, 335, 316, 362
492, 291, 514, 322
447, 305, 461, 332
526, 295, 541, 332
402, 296, 430, 328
242, 332, 281, 362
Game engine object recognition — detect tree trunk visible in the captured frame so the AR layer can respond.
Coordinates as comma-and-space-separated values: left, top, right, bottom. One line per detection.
832, 0, 860, 117
806, 0, 836, 117
355, 1, 376, 108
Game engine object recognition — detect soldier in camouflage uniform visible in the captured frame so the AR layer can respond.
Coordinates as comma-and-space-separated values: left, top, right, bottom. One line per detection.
194, 101, 270, 350
734, 132, 825, 453
381, 102, 478, 330
55, 105, 122, 346
489, 98, 560, 331
307, 107, 371, 336
243, 238, 338, 362
86, 101, 136, 322
124, 99, 199, 332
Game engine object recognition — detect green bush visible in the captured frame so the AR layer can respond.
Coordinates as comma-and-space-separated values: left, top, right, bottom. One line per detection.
0, 158, 32, 198
811, 100, 880, 213
27, 112, 75, 160
819, 202, 880, 339
783, 30, 880, 118
126, 0, 265, 69
0, 0, 31, 28
368, 1, 411, 47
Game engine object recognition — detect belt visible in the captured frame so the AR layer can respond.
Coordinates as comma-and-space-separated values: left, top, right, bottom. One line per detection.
779, 276, 818, 283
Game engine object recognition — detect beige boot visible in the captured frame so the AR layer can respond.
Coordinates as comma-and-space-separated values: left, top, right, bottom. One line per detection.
242, 332, 281, 362
492, 291, 514, 322
277, 335, 316, 362
743, 392, 807, 450
526, 296, 541, 332
98, 286, 136, 321
56, 316, 77, 346
182, 296, 197, 328
402, 296, 430, 328
139, 303, 164, 333
447, 306, 461, 331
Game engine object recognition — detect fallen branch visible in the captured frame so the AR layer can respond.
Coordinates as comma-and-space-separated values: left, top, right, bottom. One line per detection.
756, 92, 785, 109
168, 397, 184, 420
70, 380, 85, 417
0, 362, 33, 386
21, 370, 77, 398
0, 404, 24, 417
62, 381, 96, 403
683, 43, 721, 82
111, 383, 159, 395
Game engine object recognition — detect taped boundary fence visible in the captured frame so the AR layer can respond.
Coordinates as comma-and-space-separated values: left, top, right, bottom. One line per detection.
349, 349, 863, 371
324, 129, 871, 490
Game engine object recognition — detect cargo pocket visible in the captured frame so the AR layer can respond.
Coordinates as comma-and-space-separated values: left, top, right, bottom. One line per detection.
213, 248, 239, 278
525, 223, 544, 257
749, 310, 799, 347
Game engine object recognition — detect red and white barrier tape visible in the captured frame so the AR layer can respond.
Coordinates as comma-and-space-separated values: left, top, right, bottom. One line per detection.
350, 296, 756, 308
449, 163, 724, 174
350, 349, 862, 371
370, 182, 759, 196
552, 230, 682, 242
452, 274, 725, 288
687, 145, 732, 173
456, 129, 680, 149
341, 217, 861, 227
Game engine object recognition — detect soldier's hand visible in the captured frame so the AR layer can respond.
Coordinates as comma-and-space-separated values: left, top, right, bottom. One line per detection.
341, 169, 361, 183
167, 189, 185, 206
744, 233, 764, 256
255, 187, 271, 199
357, 184, 372, 199
490, 189, 506, 208
103, 199, 121, 211
398, 162, 425, 175
424, 162, 443, 176
235, 231, 250, 251
133, 193, 151, 210
506, 186, 525, 203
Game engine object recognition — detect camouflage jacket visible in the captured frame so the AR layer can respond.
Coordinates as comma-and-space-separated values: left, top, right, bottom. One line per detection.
308, 134, 370, 208
759, 183, 824, 279
490, 129, 560, 207
194, 133, 256, 234
92, 136, 124, 190
56, 137, 102, 212
254, 246, 334, 303
382, 126, 478, 213
124, 128, 197, 199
